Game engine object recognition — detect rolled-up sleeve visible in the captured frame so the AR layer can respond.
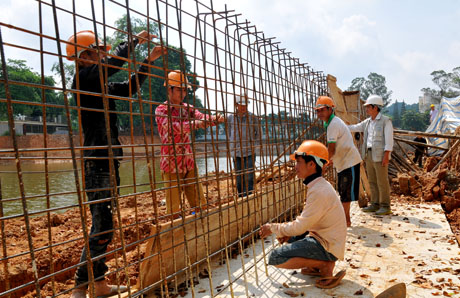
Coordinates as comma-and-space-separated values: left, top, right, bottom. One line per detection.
384, 119, 394, 152
348, 120, 367, 133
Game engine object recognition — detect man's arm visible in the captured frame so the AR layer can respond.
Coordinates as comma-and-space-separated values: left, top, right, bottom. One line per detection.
108, 46, 167, 97
328, 142, 336, 161
348, 119, 367, 133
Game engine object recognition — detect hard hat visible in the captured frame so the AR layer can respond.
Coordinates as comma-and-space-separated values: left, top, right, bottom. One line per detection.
289, 140, 329, 167
66, 30, 111, 61
164, 70, 191, 89
314, 96, 335, 110
363, 95, 384, 106
235, 94, 250, 105
430, 104, 435, 108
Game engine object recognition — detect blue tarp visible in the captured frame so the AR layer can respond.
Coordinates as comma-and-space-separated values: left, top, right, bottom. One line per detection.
426, 96, 460, 156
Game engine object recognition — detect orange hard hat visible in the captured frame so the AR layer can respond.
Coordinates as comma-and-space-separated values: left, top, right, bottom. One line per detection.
164, 70, 191, 89
314, 96, 335, 110
290, 140, 329, 167
66, 30, 111, 61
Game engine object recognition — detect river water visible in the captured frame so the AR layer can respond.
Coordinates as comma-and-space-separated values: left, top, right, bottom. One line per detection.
0, 155, 288, 216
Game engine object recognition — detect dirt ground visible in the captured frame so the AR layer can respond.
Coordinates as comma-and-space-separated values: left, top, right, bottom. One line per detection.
1, 159, 459, 297
0, 172, 242, 298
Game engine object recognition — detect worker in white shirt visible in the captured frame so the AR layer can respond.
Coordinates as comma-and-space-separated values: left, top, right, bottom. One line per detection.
259, 140, 347, 289
429, 104, 438, 123
314, 96, 362, 227
348, 95, 394, 215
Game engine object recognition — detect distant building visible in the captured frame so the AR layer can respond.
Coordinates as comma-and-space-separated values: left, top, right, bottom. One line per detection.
0, 115, 68, 136
418, 93, 440, 113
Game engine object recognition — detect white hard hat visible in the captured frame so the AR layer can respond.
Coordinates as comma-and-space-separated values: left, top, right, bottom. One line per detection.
235, 95, 250, 105
363, 95, 384, 106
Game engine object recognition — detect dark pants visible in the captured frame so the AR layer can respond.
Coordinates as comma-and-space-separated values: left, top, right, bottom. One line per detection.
413, 149, 424, 167
234, 155, 255, 197
75, 160, 120, 286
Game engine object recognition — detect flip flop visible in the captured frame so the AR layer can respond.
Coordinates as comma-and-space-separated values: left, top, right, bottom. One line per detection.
96, 285, 128, 298
375, 283, 406, 298
315, 269, 346, 289
300, 267, 322, 276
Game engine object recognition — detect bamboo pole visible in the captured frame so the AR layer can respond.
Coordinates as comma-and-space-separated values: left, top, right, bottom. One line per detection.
394, 137, 448, 151
394, 129, 460, 140
395, 140, 420, 172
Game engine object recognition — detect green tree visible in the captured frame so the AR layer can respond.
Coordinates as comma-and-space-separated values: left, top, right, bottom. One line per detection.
392, 100, 400, 128
422, 67, 460, 100
347, 72, 392, 106
0, 59, 61, 121
401, 100, 406, 116
401, 110, 430, 131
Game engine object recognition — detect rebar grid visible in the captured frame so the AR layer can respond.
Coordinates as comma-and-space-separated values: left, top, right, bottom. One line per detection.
0, 0, 329, 297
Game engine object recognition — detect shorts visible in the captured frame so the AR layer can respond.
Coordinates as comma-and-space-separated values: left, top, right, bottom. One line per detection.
338, 163, 360, 203
268, 235, 337, 265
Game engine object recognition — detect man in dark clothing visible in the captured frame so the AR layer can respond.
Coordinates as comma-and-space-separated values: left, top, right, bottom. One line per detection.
66, 30, 166, 298
413, 136, 427, 167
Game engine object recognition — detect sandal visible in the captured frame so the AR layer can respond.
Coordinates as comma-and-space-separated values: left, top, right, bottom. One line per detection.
315, 269, 346, 289
300, 267, 322, 276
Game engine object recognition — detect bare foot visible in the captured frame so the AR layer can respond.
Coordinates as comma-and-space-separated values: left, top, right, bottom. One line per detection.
300, 267, 321, 276
315, 261, 335, 277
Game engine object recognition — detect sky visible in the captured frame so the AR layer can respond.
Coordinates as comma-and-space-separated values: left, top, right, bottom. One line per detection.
210, 0, 460, 105
2, 0, 460, 105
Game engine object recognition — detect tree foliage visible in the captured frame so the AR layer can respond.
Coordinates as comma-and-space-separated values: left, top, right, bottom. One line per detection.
422, 66, 460, 100
401, 110, 430, 131
0, 59, 62, 121
347, 72, 392, 106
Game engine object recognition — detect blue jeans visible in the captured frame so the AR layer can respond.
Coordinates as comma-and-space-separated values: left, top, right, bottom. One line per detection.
75, 160, 119, 286
234, 155, 255, 197
268, 235, 337, 266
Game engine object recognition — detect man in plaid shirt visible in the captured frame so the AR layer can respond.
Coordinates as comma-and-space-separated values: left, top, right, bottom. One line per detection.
155, 70, 223, 218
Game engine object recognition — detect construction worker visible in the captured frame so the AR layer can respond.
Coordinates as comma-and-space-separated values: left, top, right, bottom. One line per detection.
348, 95, 394, 215
155, 70, 224, 218
314, 96, 362, 227
413, 136, 427, 167
227, 94, 259, 197
430, 104, 438, 123
66, 30, 166, 298
259, 140, 347, 289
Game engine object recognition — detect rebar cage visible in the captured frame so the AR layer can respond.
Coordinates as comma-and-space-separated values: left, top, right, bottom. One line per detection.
0, 0, 328, 297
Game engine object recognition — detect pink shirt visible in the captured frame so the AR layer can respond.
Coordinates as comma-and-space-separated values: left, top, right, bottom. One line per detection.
155, 101, 215, 174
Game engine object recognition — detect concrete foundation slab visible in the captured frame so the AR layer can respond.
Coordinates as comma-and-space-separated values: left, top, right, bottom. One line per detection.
183, 201, 460, 297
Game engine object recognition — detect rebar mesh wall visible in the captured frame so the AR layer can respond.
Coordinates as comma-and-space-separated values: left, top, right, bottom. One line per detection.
0, 0, 328, 297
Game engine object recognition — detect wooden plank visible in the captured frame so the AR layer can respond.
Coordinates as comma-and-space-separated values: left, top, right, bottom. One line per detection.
394, 129, 460, 140
137, 180, 305, 293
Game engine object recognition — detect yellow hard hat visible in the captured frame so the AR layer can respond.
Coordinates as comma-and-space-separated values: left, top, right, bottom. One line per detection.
290, 140, 329, 167
66, 30, 111, 61
164, 70, 191, 89
430, 104, 435, 108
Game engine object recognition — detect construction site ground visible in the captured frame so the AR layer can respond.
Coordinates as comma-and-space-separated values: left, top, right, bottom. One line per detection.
182, 201, 460, 298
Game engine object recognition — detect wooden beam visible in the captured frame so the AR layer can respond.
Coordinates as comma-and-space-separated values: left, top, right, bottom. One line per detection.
394, 129, 460, 140
394, 137, 448, 151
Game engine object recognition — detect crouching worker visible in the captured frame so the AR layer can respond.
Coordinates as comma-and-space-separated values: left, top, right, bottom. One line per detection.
259, 140, 347, 289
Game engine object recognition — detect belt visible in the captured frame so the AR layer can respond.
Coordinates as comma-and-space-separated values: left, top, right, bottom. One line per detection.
367, 148, 372, 151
